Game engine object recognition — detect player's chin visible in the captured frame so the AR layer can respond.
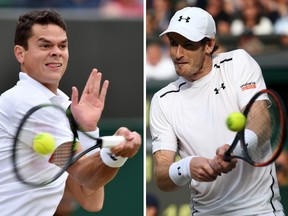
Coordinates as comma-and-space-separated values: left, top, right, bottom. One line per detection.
176, 70, 197, 82
175, 65, 186, 74
46, 68, 65, 79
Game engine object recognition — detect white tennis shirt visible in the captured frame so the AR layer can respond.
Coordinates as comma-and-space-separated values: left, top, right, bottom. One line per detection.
0, 72, 73, 215
150, 49, 284, 215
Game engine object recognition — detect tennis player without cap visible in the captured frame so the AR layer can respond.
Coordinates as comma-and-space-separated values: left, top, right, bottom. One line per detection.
0, 9, 141, 215
149, 7, 285, 216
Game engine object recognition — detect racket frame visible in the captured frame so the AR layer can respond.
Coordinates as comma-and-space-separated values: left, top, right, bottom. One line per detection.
12, 103, 123, 186
223, 89, 287, 167
12, 104, 78, 186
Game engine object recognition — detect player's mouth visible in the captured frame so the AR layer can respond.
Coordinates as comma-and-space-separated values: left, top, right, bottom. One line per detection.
45, 63, 62, 69
175, 61, 188, 68
174, 59, 188, 65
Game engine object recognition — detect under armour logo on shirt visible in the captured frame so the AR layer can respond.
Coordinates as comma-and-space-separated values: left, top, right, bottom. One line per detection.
214, 83, 226, 94
177, 166, 181, 176
107, 152, 118, 161
178, 16, 190, 22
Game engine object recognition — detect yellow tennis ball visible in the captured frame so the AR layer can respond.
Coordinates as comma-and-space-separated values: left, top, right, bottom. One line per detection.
33, 132, 56, 155
226, 112, 246, 132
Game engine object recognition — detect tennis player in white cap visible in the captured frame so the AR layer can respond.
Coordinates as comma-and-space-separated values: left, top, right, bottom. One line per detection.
149, 7, 285, 216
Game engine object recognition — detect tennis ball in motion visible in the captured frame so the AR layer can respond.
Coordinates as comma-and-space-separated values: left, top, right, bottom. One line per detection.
226, 112, 246, 132
33, 132, 56, 155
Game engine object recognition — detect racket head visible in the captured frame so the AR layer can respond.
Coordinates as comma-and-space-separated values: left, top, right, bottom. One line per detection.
12, 104, 77, 186
227, 89, 287, 167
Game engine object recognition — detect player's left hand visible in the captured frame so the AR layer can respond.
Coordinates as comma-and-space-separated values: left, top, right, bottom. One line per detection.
70, 68, 109, 131
210, 144, 238, 173
111, 127, 141, 158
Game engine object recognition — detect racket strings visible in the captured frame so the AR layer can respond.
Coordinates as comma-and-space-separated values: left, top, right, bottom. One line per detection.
245, 95, 283, 164
49, 142, 76, 168
13, 104, 76, 186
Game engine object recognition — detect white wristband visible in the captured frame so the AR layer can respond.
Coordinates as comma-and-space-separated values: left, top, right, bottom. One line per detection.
78, 128, 100, 156
244, 129, 258, 146
100, 148, 128, 168
234, 129, 258, 155
169, 156, 193, 186
244, 129, 260, 158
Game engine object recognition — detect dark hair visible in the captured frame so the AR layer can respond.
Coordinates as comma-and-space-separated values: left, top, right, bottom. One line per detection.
14, 9, 67, 50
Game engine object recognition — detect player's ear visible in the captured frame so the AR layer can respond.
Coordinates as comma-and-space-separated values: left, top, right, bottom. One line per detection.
14, 45, 25, 64
205, 38, 215, 55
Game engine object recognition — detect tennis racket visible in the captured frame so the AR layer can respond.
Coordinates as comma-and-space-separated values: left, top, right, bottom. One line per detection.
223, 89, 287, 167
12, 103, 124, 186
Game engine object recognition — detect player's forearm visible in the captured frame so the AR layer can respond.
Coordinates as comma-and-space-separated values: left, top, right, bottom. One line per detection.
153, 156, 180, 191
154, 167, 180, 191
246, 100, 271, 141
66, 176, 105, 212
79, 188, 104, 212
68, 152, 119, 190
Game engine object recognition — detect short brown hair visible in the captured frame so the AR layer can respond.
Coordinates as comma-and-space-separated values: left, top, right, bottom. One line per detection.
14, 9, 67, 49
201, 37, 219, 55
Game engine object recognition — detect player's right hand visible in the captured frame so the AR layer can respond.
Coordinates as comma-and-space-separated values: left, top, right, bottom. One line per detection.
210, 144, 238, 174
190, 157, 221, 182
110, 127, 141, 158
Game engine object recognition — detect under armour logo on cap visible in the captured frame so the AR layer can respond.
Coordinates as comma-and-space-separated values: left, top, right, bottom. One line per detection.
178, 15, 190, 23
159, 7, 216, 42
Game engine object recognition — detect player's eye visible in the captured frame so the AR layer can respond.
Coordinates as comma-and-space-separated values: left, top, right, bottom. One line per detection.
182, 42, 201, 51
59, 44, 67, 49
183, 42, 195, 49
39, 43, 50, 48
169, 40, 177, 47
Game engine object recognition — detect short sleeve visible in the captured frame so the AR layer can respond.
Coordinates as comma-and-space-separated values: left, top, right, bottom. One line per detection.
233, 49, 267, 110
149, 94, 178, 153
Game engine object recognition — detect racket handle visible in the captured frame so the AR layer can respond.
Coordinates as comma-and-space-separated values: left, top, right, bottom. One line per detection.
101, 136, 125, 148
223, 152, 231, 162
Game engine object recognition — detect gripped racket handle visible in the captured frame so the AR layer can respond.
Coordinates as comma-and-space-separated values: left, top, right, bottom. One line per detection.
223, 152, 232, 162
101, 136, 125, 148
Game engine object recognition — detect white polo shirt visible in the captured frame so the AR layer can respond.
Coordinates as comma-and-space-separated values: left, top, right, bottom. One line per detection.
150, 49, 284, 215
0, 72, 73, 215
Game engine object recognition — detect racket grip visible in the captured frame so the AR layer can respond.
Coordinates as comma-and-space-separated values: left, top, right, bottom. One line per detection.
223, 152, 231, 162
101, 136, 125, 148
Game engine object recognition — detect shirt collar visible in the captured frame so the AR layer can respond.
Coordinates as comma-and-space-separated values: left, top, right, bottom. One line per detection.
19, 72, 70, 107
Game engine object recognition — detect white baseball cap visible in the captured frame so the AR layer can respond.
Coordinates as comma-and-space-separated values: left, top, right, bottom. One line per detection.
160, 7, 216, 42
